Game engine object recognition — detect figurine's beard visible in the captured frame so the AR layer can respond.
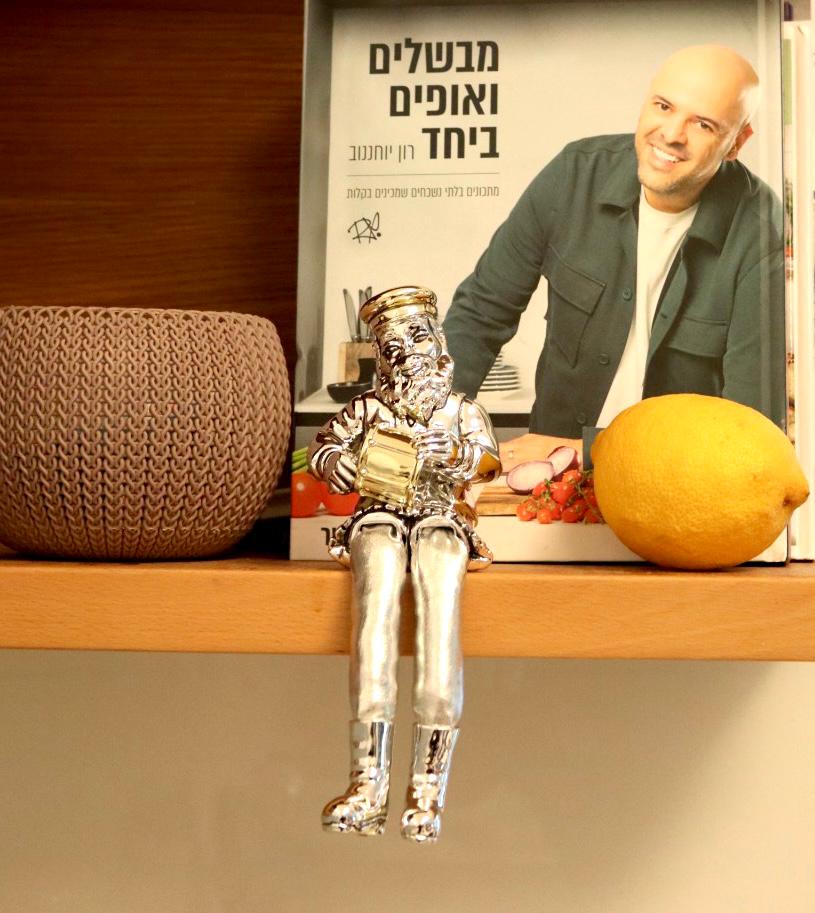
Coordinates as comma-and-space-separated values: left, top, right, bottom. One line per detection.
379, 354, 453, 422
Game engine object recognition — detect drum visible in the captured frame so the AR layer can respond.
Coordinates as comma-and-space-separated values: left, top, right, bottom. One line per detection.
355, 425, 422, 510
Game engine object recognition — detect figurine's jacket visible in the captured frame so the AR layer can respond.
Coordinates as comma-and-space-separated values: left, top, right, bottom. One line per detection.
308, 390, 501, 569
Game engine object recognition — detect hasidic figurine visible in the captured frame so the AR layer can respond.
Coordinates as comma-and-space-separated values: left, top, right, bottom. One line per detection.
308, 285, 501, 843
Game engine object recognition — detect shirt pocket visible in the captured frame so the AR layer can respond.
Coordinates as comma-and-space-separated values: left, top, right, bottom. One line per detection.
665, 315, 728, 359
542, 245, 606, 367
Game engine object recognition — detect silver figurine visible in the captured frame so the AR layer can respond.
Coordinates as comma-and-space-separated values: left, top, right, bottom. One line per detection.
308, 286, 501, 843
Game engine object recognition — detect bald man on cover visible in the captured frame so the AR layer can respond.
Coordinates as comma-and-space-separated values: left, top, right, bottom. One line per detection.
443, 45, 784, 469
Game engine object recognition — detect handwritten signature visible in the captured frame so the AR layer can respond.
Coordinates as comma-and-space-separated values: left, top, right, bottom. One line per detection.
348, 212, 381, 243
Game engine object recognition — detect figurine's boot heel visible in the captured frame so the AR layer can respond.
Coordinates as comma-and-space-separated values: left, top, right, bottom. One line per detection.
322, 720, 393, 836
400, 725, 459, 844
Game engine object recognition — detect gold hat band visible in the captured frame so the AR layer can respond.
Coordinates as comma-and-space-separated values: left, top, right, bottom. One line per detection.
359, 286, 438, 332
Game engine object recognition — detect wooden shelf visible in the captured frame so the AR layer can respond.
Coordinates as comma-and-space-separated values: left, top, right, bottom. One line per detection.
2, 553, 815, 660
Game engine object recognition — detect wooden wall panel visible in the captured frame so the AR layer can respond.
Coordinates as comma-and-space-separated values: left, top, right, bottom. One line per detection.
0, 1, 304, 375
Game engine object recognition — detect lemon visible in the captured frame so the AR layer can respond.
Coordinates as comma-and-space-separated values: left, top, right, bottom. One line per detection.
591, 394, 809, 569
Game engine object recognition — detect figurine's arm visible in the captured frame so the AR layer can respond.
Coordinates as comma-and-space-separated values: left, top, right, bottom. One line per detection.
452, 398, 501, 484
414, 398, 501, 484
307, 396, 370, 494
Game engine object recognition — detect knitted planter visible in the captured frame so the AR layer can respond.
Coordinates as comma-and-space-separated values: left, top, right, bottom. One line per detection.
0, 306, 290, 559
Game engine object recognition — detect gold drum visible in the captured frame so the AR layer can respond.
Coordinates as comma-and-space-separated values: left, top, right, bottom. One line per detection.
355, 425, 422, 510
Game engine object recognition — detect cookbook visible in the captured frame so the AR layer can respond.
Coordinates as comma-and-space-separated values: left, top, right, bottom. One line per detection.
291, 0, 790, 563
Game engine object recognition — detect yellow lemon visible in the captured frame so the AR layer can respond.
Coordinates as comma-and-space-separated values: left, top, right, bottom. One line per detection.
591, 394, 809, 569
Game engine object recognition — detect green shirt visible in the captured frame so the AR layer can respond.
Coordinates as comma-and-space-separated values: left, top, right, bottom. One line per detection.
443, 134, 785, 436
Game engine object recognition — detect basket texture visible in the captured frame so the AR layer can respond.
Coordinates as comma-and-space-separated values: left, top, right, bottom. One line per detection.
0, 306, 291, 559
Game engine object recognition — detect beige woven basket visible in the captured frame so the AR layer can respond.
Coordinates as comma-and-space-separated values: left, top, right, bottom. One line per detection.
0, 306, 290, 559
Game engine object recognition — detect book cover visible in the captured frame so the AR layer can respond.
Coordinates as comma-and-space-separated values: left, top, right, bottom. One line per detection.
292, 0, 789, 563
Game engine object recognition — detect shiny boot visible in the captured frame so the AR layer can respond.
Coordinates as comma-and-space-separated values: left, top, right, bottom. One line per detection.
400, 725, 459, 844
322, 720, 393, 836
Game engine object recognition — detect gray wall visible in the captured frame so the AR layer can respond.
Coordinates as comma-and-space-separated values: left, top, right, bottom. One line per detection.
1, 652, 814, 912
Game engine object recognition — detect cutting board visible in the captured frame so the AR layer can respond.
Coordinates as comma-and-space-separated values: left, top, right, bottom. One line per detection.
474, 482, 525, 516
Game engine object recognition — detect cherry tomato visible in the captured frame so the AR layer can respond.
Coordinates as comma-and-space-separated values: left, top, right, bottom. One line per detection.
323, 490, 360, 516
537, 492, 562, 519
549, 481, 573, 505
562, 498, 588, 523
516, 499, 538, 522
291, 471, 324, 517
561, 469, 582, 490
584, 508, 604, 524
583, 489, 599, 509
532, 480, 550, 499
537, 506, 556, 524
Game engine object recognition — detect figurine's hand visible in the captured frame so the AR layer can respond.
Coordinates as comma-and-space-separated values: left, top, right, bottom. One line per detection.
414, 428, 458, 467
326, 452, 357, 494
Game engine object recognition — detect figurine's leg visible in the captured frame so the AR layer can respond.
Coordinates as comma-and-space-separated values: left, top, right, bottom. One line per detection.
401, 520, 468, 843
409, 520, 467, 727
348, 517, 408, 722
322, 516, 407, 836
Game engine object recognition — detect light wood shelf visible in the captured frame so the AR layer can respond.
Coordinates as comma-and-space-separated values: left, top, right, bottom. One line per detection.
1, 553, 815, 660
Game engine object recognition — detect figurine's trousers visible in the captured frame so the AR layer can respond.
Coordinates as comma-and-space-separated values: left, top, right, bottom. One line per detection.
348, 514, 468, 727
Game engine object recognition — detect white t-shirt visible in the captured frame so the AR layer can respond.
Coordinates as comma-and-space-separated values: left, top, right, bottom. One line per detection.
597, 190, 699, 427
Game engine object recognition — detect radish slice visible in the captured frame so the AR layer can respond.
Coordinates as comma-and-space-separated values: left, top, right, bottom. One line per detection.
506, 460, 554, 494
546, 446, 579, 480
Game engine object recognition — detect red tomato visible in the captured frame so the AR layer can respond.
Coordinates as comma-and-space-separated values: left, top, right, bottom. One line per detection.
561, 469, 582, 490
562, 498, 588, 523
549, 481, 573, 505
537, 506, 556, 524
537, 492, 562, 520
532, 480, 550, 499
583, 489, 599, 509
584, 508, 604, 524
291, 472, 324, 517
516, 499, 538, 522
323, 490, 360, 516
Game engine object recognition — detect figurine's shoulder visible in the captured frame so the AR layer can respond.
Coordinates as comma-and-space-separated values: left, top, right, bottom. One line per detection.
432, 392, 491, 431
452, 392, 492, 421
440, 390, 468, 412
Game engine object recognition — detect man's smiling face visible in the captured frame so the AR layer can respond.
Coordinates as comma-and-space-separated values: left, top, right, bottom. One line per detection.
634, 45, 757, 212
